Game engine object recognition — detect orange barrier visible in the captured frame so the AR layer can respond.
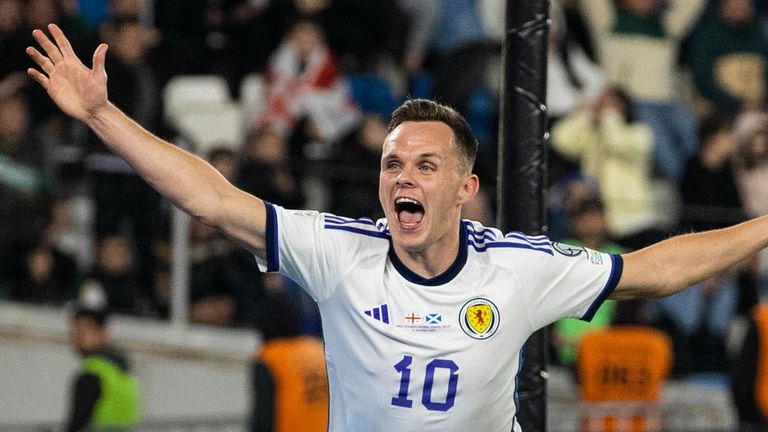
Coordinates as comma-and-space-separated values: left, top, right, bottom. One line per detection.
577, 326, 673, 432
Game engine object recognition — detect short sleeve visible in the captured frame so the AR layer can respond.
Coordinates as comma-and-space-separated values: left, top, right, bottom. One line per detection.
255, 203, 385, 302
515, 241, 623, 330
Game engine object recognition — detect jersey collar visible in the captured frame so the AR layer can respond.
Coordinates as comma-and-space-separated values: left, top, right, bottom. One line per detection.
388, 222, 468, 286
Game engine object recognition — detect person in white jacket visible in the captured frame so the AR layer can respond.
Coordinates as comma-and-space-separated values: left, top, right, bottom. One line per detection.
552, 87, 665, 250
579, 0, 706, 181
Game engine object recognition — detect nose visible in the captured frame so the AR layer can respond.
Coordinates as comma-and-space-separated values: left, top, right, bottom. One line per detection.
395, 166, 415, 188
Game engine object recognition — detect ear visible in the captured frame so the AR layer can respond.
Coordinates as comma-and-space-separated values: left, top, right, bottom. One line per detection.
457, 174, 480, 205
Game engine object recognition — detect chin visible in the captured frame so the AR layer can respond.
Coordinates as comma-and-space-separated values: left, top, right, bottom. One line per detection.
392, 225, 429, 251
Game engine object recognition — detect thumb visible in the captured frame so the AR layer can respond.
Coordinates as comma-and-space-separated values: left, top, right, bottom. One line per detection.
92, 43, 108, 76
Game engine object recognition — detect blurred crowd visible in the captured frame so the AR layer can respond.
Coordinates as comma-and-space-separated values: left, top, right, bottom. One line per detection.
3, 0, 768, 378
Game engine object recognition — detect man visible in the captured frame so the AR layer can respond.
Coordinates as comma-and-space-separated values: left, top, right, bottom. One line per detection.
251, 291, 328, 432
552, 197, 622, 367
27, 24, 768, 431
67, 306, 140, 431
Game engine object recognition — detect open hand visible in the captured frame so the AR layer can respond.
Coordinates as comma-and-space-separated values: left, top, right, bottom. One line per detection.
26, 23, 109, 123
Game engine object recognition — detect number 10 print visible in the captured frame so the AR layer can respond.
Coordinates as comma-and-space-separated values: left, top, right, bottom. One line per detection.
391, 355, 459, 411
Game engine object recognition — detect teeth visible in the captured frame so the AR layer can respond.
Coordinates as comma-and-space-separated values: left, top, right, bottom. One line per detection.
396, 198, 420, 205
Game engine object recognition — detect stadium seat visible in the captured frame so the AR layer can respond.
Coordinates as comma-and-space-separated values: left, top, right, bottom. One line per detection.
162, 75, 243, 154
172, 105, 244, 155
408, 72, 433, 100
239, 73, 266, 125
163, 75, 232, 121
347, 74, 399, 118
466, 85, 495, 146
577, 326, 673, 432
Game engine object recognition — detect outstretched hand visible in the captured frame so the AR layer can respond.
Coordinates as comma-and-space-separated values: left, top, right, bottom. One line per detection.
26, 23, 109, 123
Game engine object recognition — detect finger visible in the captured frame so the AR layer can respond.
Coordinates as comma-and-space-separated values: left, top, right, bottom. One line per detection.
32, 28, 63, 64
48, 23, 77, 59
92, 43, 108, 75
27, 68, 50, 90
26, 46, 54, 75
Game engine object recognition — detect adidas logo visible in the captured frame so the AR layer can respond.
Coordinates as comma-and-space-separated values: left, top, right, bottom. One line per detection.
363, 304, 390, 324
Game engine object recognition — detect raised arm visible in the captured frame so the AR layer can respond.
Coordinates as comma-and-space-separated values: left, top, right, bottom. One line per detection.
26, 24, 267, 257
613, 216, 768, 300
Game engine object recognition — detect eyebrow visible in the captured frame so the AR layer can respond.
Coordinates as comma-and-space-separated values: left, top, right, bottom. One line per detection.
418, 153, 443, 161
381, 152, 444, 164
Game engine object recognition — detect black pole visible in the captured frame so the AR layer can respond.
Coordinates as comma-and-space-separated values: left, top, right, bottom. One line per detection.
497, 1, 550, 431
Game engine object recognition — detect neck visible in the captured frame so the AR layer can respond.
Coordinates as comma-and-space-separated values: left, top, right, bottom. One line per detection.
392, 224, 463, 280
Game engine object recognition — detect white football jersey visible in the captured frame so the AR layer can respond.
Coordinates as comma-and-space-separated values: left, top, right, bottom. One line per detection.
256, 203, 623, 432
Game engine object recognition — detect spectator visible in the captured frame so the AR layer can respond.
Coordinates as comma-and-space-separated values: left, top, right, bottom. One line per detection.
579, 0, 704, 181
0, 90, 48, 297
686, 0, 768, 119
733, 110, 768, 291
397, 0, 439, 76
207, 147, 239, 183
551, 87, 665, 250
23, 0, 88, 36
461, 188, 494, 226
404, 0, 496, 117
83, 13, 163, 305
188, 216, 240, 326
251, 291, 328, 432
733, 111, 768, 218
547, 0, 605, 121
546, 0, 606, 186
730, 289, 768, 430
83, 234, 145, 315
188, 147, 263, 327
563, 198, 623, 254
14, 242, 78, 303
552, 198, 623, 367
21, 0, 91, 125
0, 0, 28, 80
225, 0, 293, 79
0, 90, 47, 178
10, 202, 82, 305
238, 127, 304, 209
330, 114, 387, 219
676, 114, 754, 377
197, 0, 387, 85
546, 174, 601, 242
286, 0, 400, 72
679, 116, 745, 233
66, 306, 141, 432
651, 272, 738, 374
254, 19, 360, 143
149, 0, 211, 83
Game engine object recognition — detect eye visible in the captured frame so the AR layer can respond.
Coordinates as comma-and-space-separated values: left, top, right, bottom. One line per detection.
419, 164, 436, 173
385, 160, 401, 170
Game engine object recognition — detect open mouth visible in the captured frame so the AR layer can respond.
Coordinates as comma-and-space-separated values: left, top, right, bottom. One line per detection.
395, 197, 425, 229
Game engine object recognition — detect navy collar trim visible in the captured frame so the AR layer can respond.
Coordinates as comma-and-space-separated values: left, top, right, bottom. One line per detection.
388, 223, 468, 286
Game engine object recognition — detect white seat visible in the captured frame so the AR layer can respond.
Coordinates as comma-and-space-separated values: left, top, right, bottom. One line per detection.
163, 75, 232, 125
173, 102, 244, 155
239, 73, 265, 127
163, 75, 244, 155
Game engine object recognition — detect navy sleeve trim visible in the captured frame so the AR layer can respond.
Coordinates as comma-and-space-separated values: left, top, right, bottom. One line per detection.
264, 201, 279, 272
580, 254, 623, 321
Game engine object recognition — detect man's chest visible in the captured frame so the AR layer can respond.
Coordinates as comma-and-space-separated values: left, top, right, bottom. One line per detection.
321, 264, 533, 355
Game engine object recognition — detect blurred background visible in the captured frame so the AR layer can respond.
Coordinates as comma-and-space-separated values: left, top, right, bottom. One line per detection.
2, 0, 768, 430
